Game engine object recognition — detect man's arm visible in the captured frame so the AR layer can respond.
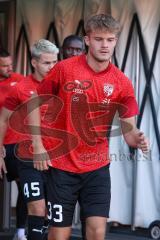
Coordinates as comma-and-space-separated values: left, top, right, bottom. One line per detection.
28, 94, 51, 171
120, 116, 149, 152
0, 108, 12, 178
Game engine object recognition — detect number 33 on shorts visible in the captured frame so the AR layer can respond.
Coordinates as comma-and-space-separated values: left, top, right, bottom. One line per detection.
47, 201, 63, 223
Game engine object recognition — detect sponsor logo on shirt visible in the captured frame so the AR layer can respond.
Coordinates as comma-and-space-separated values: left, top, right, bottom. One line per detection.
64, 79, 92, 95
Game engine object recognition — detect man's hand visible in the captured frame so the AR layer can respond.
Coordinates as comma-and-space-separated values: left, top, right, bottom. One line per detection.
136, 132, 150, 153
0, 156, 7, 179
121, 117, 150, 153
33, 144, 51, 171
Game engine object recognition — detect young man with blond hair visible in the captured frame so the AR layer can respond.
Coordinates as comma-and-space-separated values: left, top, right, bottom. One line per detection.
0, 39, 59, 240
31, 15, 149, 240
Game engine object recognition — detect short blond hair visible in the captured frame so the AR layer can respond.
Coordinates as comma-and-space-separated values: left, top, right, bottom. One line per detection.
85, 14, 121, 37
31, 39, 59, 59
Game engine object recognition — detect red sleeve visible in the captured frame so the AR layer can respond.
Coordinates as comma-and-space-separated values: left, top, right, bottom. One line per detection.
12, 73, 25, 82
4, 86, 20, 111
118, 78, 139, 118
37, 63, 61, 95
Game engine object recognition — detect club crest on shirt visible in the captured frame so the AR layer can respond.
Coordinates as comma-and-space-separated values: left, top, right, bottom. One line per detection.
103, 83, 114, 96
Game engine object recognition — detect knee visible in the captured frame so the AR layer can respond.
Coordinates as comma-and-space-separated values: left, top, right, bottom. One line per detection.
86, 225, 106, 239
48, 227, 71, 240
27, 200, 46, 216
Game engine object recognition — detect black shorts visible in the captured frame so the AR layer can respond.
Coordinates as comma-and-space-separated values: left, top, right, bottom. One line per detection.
17, 159, 47, 203
4, 144, 19, 181
46, 165, 111, 227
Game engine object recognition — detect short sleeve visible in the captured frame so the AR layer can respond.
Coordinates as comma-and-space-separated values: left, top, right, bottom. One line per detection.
37, 63, 61, 95
4, 86, 20, 111
118, 78, 139, 118
12, 73, 25, 83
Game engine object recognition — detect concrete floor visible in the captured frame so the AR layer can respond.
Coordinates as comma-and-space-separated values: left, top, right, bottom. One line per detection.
0, 233, 153, 240
0, 226, 153, 240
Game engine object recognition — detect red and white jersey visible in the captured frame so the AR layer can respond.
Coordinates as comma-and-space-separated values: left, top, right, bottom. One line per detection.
5, 74, 40, 111
37, 54, 139, 173
0, 73, 24, 144
4, 74, 40, 144
0, 73, 23, 109
4, 74, 59, 158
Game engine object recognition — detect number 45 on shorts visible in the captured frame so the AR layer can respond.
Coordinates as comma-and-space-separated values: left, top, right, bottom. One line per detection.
23, 182, 40, 198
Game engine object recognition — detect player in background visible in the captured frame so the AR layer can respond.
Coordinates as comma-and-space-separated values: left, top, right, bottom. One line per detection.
0, 40, 59, 240
61, 34, 85, 59
0, 49, 27, 240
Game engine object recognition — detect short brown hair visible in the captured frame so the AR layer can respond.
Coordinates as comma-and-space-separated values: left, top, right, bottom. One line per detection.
84, 14, 121, 37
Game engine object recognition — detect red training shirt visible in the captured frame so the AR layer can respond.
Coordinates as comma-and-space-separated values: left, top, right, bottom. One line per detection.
0, 73, 24, 144
4, 74, 40, 144
4, 74, 54, 156
37, 54, 139, 173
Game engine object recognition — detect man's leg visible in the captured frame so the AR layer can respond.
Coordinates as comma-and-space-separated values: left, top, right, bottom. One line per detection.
79, 165, 111, 240
45, 168, 79, 240
86, 217, 107, 240
48, 226, 71, 240
27, 199, 46, 240
17, 160, 47, 240
4, 144, 28, 240
16, 181, 28, 239
80, 210, 86, 240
